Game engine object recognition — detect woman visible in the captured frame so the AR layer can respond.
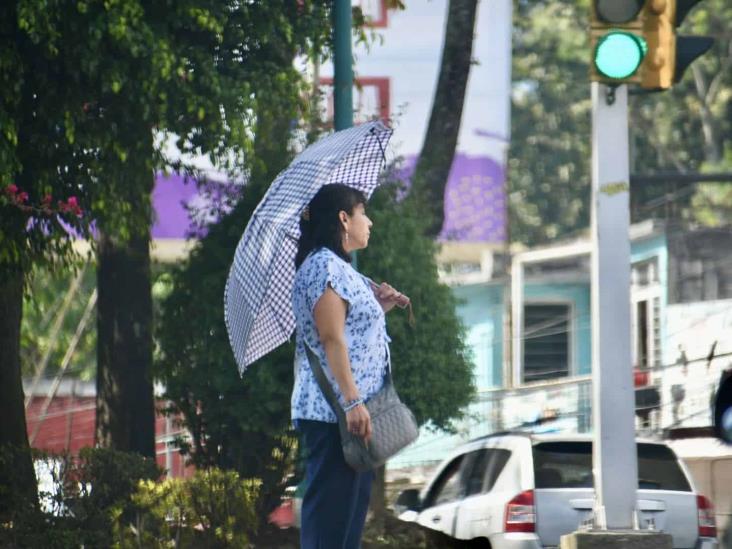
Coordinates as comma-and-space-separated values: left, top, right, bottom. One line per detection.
292, 183, 405, 548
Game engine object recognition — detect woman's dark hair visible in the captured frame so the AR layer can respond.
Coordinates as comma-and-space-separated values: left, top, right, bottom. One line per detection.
295, 183, 367, 268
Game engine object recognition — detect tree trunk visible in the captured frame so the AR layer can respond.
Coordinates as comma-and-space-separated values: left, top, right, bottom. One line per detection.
369, 464, 387, 532
96, 163, 155, 457
0, 267, 38, 514
691, 64, 723, 165
412, 0, 479, 237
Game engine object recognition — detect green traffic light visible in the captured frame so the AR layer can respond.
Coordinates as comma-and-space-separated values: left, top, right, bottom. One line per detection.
594, 31, 647, 80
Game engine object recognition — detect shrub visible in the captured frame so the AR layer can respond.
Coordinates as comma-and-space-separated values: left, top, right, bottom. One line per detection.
2, 446, 261, 548
0, 446, 161, 548
117, 468, 261, 548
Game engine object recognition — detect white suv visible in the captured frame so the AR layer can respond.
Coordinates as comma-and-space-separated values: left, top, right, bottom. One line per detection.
394, 433, 719, 548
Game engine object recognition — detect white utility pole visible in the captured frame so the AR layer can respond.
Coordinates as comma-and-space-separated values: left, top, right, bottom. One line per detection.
590, 82, 638, 530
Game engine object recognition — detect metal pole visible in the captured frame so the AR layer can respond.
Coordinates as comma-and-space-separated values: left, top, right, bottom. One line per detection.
590, 83, 638, 530
333, 0, 353, 132
333, 0, 357, 266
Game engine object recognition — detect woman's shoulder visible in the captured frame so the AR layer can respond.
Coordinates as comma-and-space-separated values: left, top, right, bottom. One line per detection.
301, 247, 347, 272
296, 248, 357, 291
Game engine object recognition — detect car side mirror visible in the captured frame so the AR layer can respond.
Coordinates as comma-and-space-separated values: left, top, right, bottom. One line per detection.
393, 488, 422, 516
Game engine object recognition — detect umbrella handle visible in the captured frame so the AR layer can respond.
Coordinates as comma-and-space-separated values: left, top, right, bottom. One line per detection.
366, 277, 410, 308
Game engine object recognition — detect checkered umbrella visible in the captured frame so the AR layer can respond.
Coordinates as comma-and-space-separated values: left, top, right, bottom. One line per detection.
224, 120, 393, 373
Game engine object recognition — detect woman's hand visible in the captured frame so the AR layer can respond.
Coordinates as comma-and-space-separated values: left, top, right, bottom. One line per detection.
346, 403, 372, 443
371, 281, 410, 313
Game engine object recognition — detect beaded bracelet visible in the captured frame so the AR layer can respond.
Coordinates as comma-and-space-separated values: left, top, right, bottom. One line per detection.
343, 398, 364, 413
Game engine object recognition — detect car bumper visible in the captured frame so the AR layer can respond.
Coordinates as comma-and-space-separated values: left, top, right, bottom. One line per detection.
489, 532, 543, 548
486, 533, 719, 549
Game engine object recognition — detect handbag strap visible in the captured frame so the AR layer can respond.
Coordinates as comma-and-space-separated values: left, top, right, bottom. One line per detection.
304, 345, 391, 422
305, 346, 348, 424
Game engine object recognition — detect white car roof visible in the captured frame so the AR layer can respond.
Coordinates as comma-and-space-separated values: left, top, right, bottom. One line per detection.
466, 432, 667, 448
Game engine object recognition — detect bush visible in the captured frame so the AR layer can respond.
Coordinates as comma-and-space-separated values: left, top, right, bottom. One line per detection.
120, 468, 260, 548
1, 445, 261, 548
0, 446, 162, 548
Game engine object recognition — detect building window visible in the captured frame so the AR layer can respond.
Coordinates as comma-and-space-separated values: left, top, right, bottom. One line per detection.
318, 77, 390, 126
632, 296, 662, 369
632, 258, 659, 287
523, 303, 570, 383
353, 0, 389, 27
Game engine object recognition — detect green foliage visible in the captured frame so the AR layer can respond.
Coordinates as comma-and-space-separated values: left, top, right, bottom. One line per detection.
21, 263, 97, 380
1, 447, 260, 549
509, 0, 592, 246
629, 0, 732, 224
155, 185, 298, 520
155, 92, 302, 517
118, 469, 261, 548
509, 0, 732, 245
360, 180, 476, 431
1, 0, 334, 271
65, 447, 163, 543
0, 446, 161, 548
157, 159, 474, 534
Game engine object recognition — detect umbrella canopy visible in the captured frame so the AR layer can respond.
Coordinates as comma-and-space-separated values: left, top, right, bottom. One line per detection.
224, 120, 393, 373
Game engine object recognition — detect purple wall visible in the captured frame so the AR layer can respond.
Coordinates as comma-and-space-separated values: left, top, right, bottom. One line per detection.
151, 173, 200, 239
399, 154, 506, 243
152, 154, 507, 243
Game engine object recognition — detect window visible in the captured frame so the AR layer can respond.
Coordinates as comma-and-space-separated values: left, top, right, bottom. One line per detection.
636, 443, 691, 491
523, 304, 570, 383
632, 258, 659, 287
353, 0, 389, 27
636, 300, 649, 368
533, 442, 691, 492
462, 448, 511, 497
425, 455, 465, 507
318, 77, 390, 126
632, 296, 662, 369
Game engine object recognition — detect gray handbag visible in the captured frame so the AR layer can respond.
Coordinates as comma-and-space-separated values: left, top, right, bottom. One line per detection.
305, 347, 419, 472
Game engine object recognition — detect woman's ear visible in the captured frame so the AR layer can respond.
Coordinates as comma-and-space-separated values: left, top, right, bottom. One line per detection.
339, 210, 349, 227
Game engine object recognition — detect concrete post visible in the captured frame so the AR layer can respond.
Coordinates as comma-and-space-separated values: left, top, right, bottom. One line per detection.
590, 82, 638, 529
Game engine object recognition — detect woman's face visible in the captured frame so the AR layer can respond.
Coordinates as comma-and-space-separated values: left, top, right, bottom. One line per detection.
341, 203, 372, 252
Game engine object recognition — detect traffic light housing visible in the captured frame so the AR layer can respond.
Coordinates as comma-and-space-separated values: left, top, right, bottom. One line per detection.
713, 369, 732, 444
591, 0, 647, 84
640, 0, 714, 90
591, 0, 714, 90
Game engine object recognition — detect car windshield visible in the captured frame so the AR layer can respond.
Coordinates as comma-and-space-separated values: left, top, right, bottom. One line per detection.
533, 441, 691, 492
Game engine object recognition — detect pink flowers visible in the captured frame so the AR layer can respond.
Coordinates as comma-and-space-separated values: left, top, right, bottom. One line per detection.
3, 184, 83, 218
58, 196, 83, 217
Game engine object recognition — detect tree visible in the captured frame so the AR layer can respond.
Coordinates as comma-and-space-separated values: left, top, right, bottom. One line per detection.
509, 0, 591, 246
1, 0, 97, 507
155, 73, 329, 518
157, 165, 474, 525
359, 177, 476, 523
411, 0, 479, 237
629, 0, 732, 225
509, 0, 732, 246
2, 0, 333, 459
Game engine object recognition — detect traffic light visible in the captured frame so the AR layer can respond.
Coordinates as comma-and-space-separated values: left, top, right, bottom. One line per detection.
590, 0, 714, 89
713, 369, 732, 444
640, 0, 714, 90
591, 0, 647, 84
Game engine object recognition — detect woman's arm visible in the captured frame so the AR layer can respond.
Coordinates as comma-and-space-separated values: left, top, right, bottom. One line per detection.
314, 286, 371, 441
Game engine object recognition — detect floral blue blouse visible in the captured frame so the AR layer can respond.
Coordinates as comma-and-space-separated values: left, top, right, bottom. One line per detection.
291, 247, 390, 423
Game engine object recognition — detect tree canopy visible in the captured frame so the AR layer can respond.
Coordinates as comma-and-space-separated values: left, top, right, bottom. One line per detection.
509, 0, 732, 246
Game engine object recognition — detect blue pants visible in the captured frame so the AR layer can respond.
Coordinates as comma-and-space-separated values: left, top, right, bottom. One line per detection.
297, 420, 374, 549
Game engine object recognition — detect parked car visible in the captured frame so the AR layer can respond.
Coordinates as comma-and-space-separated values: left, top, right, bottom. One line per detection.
393, 433, 718, 548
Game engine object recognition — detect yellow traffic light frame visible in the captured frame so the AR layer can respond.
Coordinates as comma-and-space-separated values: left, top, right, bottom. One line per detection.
639, 0, 676, 90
